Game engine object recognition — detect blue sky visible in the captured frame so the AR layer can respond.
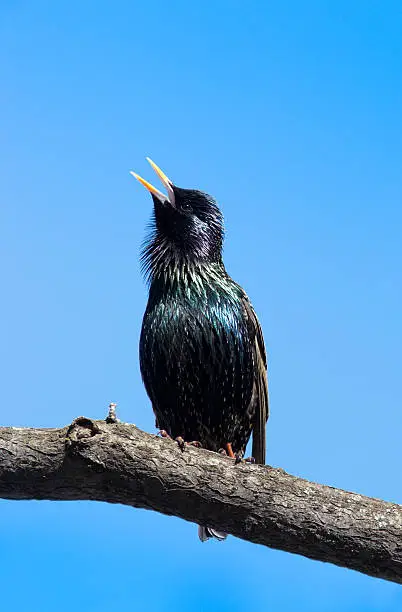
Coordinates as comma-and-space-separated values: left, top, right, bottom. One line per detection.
1, 1, 401, 610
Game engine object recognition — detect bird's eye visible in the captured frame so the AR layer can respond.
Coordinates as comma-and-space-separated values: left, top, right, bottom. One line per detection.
180, 202, 193, 213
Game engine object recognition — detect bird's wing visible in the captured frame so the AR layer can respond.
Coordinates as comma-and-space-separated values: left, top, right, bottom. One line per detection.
242, 296, 269, 465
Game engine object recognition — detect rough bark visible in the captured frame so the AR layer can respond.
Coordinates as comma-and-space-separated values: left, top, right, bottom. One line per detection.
0, 417, 401, 584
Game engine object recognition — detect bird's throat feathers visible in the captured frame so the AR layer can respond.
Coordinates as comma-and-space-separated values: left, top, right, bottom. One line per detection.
141, 230, 227, 290
141, 187, 229, 298
142, 237, 234, 302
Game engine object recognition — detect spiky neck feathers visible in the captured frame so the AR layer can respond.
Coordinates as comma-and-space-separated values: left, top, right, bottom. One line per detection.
141, 187, 225, 285
141, 230, 225, 283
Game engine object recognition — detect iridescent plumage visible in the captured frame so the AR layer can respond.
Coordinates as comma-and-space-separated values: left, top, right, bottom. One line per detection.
133, 161, 269, 540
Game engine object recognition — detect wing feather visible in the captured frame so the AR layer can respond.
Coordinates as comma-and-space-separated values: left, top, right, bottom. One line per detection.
242, 296, 269, 465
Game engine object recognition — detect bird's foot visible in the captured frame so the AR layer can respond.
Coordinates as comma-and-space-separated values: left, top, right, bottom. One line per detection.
218, 444, 254, 464
188, 440, 202, 448
218, 443, 237, 459
175, 436, 186, 452
235, 453, 256, 464
105, 402, 120, 424
235, 450, 244, 464
158, 431, 201, 451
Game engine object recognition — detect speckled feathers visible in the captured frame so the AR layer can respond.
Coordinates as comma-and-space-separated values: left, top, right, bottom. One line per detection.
137, 173, 269, 463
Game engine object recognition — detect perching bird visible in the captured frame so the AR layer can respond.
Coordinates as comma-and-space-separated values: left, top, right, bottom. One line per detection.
131, 158, 269, 541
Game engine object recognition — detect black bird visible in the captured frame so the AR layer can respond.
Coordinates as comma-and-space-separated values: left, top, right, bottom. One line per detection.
131, 158, 269, 541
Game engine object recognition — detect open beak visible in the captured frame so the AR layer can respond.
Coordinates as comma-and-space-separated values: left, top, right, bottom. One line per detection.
130, 158, 175, 206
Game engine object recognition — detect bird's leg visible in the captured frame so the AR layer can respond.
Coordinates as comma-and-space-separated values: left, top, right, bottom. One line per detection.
221, 443, 254, 463
225, 443, 236, 459
188, 441, 202, 448
105, 402, 120, 424
158, 429, 171, 438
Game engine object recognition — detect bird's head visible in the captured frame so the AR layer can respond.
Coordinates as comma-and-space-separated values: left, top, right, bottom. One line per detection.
131, 158, 224, 279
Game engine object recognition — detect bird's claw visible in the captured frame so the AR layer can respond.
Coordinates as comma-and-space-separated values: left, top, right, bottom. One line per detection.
235, 451, 244, 464
217, 446, 254, 464
175, 436, 186, 452
158, 432, 200, 452
245, 456, 256, 464
235, 454, 256, 464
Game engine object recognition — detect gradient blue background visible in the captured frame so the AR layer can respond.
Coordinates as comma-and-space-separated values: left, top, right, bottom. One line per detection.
1, 2, 401, 610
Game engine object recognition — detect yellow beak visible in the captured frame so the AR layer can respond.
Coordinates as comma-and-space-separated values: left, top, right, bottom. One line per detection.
130, 157, 175, 205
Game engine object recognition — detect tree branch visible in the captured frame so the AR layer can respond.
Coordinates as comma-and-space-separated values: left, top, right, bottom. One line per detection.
0, 417, 401, 584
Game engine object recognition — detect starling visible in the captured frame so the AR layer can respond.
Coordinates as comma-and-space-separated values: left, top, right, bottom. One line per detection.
131, 158, 269, 541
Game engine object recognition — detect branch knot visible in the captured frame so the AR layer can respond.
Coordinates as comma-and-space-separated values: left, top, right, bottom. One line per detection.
65, 417, 101, 451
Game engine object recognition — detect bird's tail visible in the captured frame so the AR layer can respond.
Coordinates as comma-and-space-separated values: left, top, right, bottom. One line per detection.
198, 525, 227, 542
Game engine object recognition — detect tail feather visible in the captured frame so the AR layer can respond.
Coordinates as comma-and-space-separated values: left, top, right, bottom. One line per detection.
198, 525, 227, 542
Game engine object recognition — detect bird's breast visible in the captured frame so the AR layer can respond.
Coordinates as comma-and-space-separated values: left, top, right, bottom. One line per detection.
139, 272, 255, 449
140, 272, 251, 381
